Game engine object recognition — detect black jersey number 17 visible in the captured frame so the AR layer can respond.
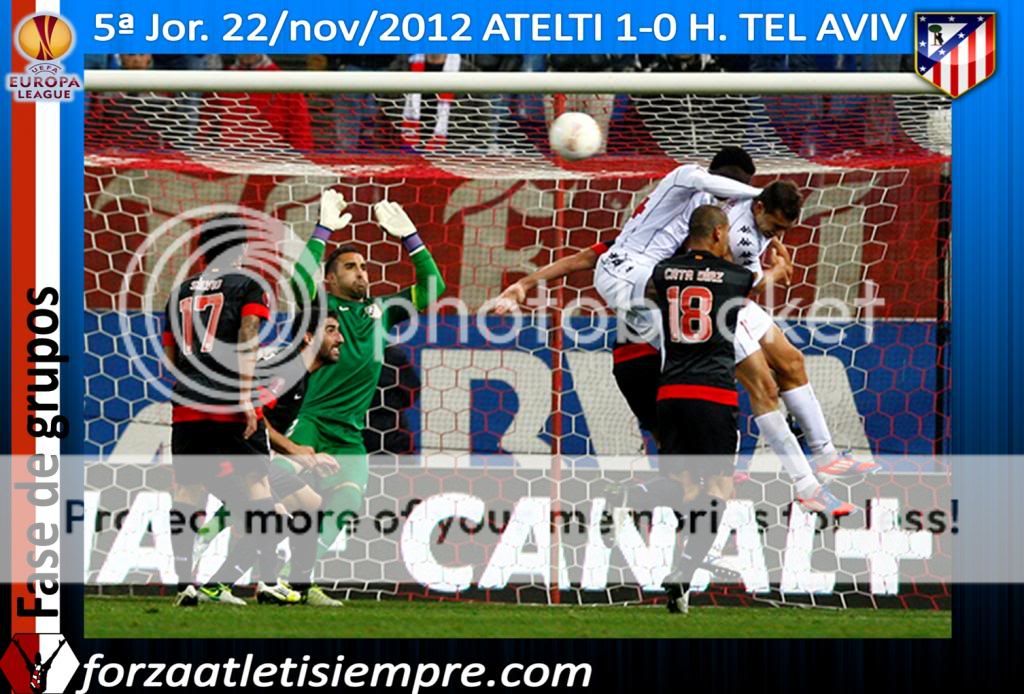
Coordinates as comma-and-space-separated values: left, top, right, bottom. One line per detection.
178, 293, 224, 354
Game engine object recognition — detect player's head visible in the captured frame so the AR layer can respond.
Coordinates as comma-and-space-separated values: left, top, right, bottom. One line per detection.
316, 315, 342, 364
709, 146, 756, 184
686, 205, 731, 257
290, 306, 342, 366
752, 181, 802, 238
324, 244, 369, 300
198, 213, 249, 267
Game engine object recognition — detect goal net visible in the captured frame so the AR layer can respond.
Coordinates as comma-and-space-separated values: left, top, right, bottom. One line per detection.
83, 79, 952, 608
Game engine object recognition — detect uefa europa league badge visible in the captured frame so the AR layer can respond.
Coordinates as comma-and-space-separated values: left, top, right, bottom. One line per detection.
6, 13, 83, 102
915, 12, 995, 97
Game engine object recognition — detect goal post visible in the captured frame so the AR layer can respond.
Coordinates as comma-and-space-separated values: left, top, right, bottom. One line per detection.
84, 69, 940, 94
81, 71, 952, 607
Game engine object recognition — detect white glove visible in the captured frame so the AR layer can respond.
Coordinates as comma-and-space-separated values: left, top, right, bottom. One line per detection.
318, 189, 352, 232
373, 201, 417, 239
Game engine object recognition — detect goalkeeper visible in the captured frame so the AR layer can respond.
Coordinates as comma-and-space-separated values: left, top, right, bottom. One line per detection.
288, 190, 446, 557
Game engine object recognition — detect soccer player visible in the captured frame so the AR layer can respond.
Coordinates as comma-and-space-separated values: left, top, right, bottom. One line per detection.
719, 189, 878, 478
648, 205, 788, 614
163, 213, 283, 606
183, 307, 345, 607
492, 148, 861, 515
288, 191, 446, 560
258, 308, 347, 606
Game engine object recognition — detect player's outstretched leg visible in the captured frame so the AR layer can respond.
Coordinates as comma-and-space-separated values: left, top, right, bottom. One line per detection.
737, 352, 854, 517
760, 326, 880, 477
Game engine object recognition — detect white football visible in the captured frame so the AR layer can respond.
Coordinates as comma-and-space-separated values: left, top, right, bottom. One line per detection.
549, 112, 603, 160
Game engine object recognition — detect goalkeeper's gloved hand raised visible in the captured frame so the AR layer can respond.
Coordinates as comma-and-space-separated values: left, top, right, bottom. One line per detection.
314, 189, 352, 241
373, 201, 417, 238
374, 200, 424, 253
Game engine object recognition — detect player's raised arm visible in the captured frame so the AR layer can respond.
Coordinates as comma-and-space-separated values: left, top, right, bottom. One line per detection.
675, 165, 762, 200
491, 244, 604, 315
373, 200, 447, 329
291, 189, 353, 302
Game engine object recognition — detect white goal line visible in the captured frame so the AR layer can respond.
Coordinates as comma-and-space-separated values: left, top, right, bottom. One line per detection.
84, 69, 938, 95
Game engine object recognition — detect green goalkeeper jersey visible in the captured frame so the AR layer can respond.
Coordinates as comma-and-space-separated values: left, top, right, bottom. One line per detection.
289, 233, 445, 451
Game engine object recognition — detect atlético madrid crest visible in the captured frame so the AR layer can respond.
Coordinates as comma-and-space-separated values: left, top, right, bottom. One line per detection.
915, 12, 995, 97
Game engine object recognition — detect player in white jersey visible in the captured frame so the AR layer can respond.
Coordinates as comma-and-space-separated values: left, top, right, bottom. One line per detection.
720, 189, 879, 482
591, 159, 761, 349
492, 148, 872, 516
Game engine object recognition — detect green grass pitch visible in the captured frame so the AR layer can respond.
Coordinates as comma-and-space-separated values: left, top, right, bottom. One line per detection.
85, 597, 950, 639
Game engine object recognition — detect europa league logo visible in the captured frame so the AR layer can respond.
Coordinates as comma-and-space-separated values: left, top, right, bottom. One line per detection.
7, 13, 82, 101
15, 14, 74, 74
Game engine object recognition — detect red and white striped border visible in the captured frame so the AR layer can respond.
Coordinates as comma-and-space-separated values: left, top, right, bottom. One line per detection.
9, 0, 62, 656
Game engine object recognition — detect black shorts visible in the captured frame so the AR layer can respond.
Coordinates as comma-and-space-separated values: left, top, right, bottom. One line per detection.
656, 398, 738, 480
171, 420, 270, 489
612, 348, 660, 436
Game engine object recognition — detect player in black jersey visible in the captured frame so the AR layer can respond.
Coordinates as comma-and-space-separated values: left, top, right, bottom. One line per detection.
258, 307, 347, 606
185, 306, 346, 607
164, 213, 281, 606
648, 204, 791, 614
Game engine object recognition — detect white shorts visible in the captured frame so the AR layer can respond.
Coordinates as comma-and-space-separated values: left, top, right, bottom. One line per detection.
593, 251, 661, 349
734, 302, 773, 364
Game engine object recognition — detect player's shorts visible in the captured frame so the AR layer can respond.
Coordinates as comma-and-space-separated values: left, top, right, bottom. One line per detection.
734, 302, 774, 364
594, 252, 662, 350
170, 419, 271, 490
287, 415, 369, 496
656, 396, 739, 480
268, 458, 308, 500
611, 343, 660, 435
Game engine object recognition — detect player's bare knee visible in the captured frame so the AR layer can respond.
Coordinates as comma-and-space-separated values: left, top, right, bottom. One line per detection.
774, 348, 807, 388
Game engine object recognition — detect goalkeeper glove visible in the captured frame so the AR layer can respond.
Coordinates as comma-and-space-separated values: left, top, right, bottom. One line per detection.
313, 189, 352, 242
374, 201, 424, 253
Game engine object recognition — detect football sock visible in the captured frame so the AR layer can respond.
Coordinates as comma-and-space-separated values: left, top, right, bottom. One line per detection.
755, 411, 819, 496
780, 384, 837, 465
288, 517, 320, 588
170, 501, 201, 593
257, 510, 289, 582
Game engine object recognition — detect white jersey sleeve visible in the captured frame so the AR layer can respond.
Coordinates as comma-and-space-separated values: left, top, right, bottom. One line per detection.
673, 166, 762, 201
612, 164, 760, 266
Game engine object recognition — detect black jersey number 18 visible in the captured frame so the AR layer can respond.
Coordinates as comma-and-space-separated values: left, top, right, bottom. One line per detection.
666, 285, 713, 344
